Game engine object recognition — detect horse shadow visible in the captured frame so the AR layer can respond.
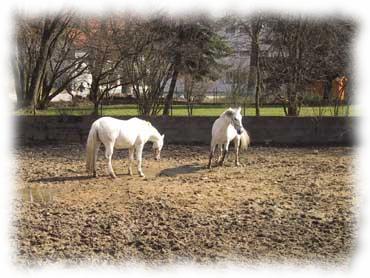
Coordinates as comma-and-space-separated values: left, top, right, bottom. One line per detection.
159, 163, 205, 177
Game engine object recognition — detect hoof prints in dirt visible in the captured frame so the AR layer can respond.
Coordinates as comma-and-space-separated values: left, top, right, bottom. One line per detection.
12, 144, 356, 265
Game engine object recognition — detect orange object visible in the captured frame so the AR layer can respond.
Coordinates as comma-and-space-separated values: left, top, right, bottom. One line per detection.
332, 76, 347, 101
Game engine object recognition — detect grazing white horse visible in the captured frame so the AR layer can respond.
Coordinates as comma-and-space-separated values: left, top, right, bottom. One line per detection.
208, 107, 250, 169
86, 117, 165, 178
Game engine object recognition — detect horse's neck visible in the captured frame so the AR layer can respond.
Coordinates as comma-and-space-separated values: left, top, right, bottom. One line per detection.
148, 127, 161, 142
219, 116, 232, 130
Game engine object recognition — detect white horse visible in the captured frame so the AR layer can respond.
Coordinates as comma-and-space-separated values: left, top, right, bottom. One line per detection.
208, 107, 250, 169
86, 117, 165, 178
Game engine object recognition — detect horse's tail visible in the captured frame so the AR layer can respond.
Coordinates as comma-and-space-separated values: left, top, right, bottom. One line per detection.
240, 129, 250, 151
86, 122, 99, 175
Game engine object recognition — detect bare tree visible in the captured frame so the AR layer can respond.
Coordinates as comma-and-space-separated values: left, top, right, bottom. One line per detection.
184, 74, 212, 116
221, 14, 265, 115
13, 12, 73, 111
242, 15, 264, 115
80, 17, 124, 115
262, 15, 355, 116
118, 17, 173, 115
161, 16, 231, 115
223, 63, 249, 106
37, 26, 89, 109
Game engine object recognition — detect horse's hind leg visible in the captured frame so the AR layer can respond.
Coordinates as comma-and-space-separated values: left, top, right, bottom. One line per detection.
207, 142, 217, 169
128, 147, 134, 176
105, 142, 117, 178
93, 142, 101, 177
233, 137, 241, 166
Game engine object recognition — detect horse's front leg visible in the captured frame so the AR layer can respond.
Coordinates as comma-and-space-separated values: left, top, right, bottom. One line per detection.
135, 144, 145, 177
217, 144, 223, 163
128, 147, 134, 176
234, 137, 241, 166
105, 142, 117, 178
219, 142, 230, 166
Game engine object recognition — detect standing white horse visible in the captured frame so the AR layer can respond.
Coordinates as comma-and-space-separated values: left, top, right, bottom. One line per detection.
208, 107, 250, 169
86, 117, 165, 178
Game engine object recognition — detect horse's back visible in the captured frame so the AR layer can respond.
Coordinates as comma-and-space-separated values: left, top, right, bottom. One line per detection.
94, 117, 152, 148
126, 117, 152, 128
94, 117, 123, 132
91, 117, 125, 144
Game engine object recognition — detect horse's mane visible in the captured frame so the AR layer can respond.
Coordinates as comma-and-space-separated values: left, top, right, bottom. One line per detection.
134, 118, 154, 129
145, 120, 159, 134
220, 108, 235, 118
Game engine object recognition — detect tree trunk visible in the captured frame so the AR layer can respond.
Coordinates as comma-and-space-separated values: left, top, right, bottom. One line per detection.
255, 52, 261, 116
29, 22, 56, 111
90, 79, 100, 115
12, 51, 27, 108
286, 83, 299, 116
247, 18, 261, 115
186, 102, 193, 117
287, 104, 298, 116
255, 83, 260, 116
92, 102, 99, 116
18, 17, 67, 111
163, 69, 179, 115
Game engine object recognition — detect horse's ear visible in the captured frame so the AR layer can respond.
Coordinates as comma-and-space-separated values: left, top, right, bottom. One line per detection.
236, 107, 241, 113
161, 134, 165, 139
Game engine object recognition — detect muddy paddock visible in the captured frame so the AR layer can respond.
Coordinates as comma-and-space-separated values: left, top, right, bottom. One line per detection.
12, 144, 357, 266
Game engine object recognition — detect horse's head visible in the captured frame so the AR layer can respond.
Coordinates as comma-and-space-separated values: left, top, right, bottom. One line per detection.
153, 134, 165, 160
225, 107, 244, 135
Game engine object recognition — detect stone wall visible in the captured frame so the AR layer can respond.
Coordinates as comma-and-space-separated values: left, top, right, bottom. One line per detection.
15, 116, 356, 146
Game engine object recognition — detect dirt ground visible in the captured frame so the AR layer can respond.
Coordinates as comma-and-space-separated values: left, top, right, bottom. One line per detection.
12, 144, 357, 266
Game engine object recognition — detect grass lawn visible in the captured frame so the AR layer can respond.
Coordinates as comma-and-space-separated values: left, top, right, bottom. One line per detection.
15, 104, 356, 117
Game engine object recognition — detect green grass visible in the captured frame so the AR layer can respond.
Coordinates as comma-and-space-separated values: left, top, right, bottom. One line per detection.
15, 104, 357, 117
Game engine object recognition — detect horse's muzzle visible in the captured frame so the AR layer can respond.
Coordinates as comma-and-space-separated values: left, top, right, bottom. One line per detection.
154, 149, 161, 160
237, 129, 243, 135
